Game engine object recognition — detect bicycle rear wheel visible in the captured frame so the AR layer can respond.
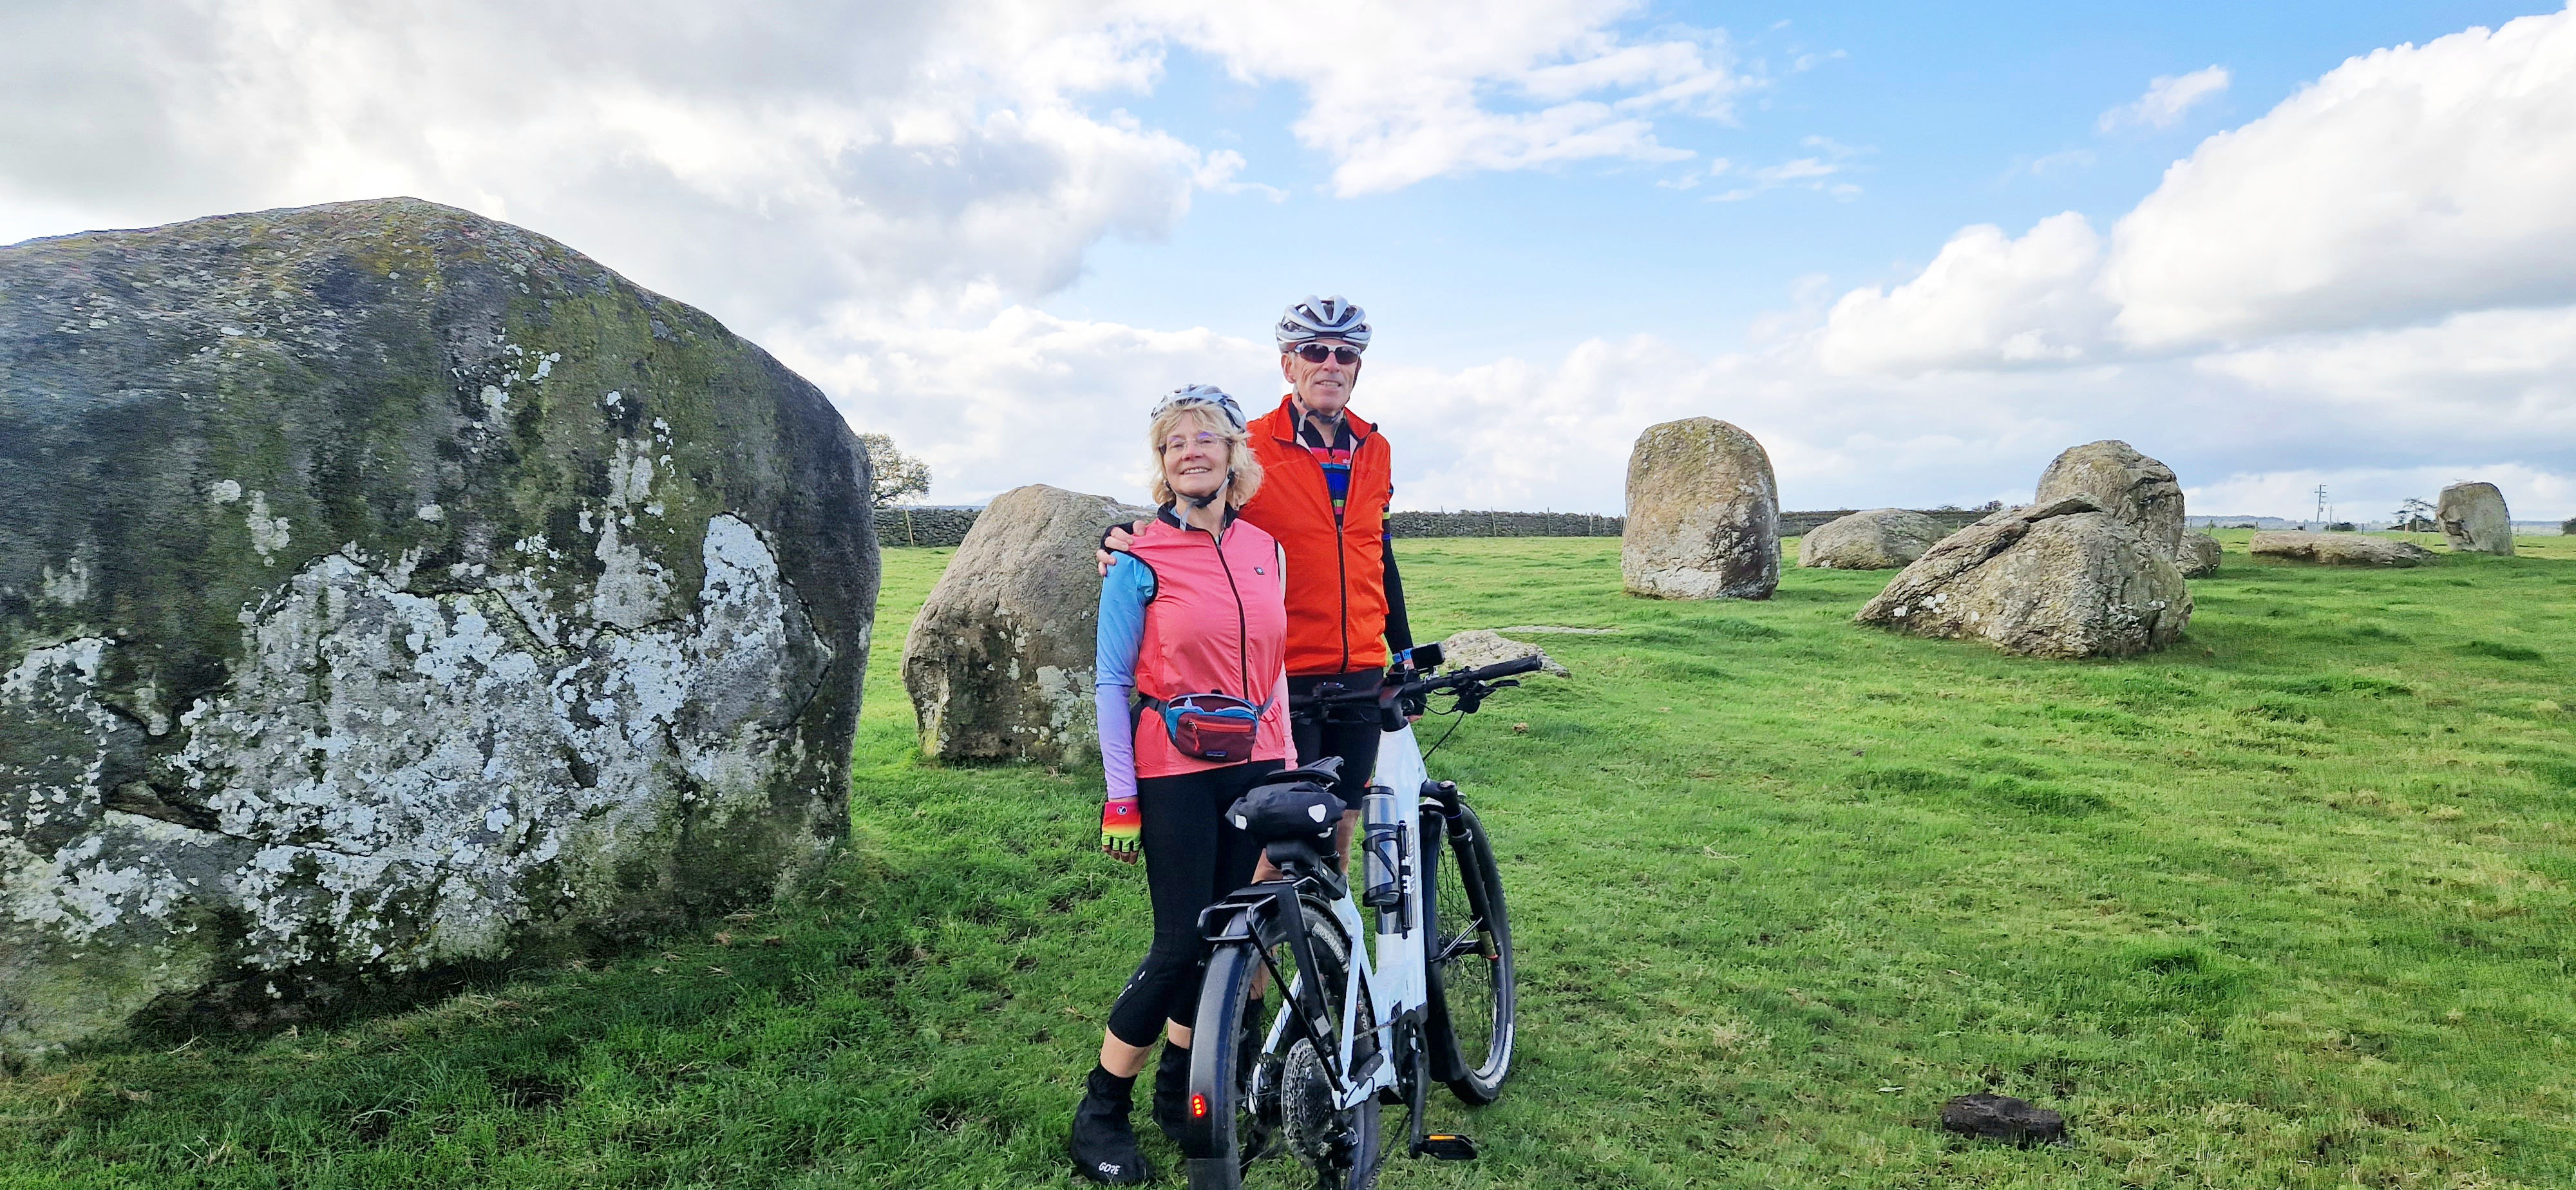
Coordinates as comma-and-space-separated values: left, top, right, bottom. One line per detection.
1421, 802, 1517, 1104
1188, 898, 1380, 1190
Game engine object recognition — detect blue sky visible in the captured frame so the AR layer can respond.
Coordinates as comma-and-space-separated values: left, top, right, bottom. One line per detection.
1064, 1, 2543, 368
3, 0, 2570, 520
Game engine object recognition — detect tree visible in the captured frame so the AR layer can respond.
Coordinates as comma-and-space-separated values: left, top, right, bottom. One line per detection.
2391, 498, 2436, 534
859, 433, 931, 505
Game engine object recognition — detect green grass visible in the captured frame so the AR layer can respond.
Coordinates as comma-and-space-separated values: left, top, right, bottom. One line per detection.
6, 531, 2574, 1187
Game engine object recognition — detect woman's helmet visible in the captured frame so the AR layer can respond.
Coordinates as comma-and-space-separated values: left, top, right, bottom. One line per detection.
1151, 383, 1245, 430
1274, 296, 1370, 352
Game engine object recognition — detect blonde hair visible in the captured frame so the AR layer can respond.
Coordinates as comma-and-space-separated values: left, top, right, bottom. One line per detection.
1148, 404, 1264, 509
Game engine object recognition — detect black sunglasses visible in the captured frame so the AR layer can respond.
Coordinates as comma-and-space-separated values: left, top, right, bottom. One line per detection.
1293, 343, 1362, 364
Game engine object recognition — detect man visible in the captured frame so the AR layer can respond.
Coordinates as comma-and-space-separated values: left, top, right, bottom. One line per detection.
1104, 295, 1417, 810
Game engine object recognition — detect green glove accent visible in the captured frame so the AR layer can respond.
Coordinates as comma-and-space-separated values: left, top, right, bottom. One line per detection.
1101, 797, 1142, 863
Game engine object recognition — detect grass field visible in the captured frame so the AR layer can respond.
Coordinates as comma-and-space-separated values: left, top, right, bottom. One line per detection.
5, 530, 2573, 1188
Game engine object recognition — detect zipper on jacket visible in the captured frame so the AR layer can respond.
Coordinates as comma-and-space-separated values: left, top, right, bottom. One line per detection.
1211, 525, 1253, 698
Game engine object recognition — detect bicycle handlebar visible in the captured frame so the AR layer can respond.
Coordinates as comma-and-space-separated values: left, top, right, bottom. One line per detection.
1286, 654, 1543, 712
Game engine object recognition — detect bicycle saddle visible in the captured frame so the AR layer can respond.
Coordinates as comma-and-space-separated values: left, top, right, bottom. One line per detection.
1228, 763, 1349, 842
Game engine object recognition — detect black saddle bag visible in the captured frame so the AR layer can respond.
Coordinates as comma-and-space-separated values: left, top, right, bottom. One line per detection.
1226, 780, 1348, 843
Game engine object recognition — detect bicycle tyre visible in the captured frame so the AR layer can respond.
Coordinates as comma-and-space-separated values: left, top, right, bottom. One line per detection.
1421, 802, 1517, 1105
1188, 898, 1380, 1190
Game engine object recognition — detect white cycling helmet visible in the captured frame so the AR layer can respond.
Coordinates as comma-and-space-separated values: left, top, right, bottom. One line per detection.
1151, 383, 1246, 431
1274, 296, 1371, 352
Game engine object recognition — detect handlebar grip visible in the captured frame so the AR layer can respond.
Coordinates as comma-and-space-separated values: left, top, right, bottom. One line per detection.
1456, 655, 1544, 683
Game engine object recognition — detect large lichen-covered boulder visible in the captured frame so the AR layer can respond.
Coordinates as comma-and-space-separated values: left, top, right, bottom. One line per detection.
2249, 531, 2432, 567
2032, 440, 2185, 556
1797, 508, 1944, 570
1622, 418, 1779, 600
2177, 532, 2224, 578
2436, 482, 2514, 555
1855, 496, 2190, 658
0, 198, 876, 1053
903, 485, 1150, 764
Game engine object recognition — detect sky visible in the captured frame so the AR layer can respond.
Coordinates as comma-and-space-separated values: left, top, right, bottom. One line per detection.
3, 1, 2571, 521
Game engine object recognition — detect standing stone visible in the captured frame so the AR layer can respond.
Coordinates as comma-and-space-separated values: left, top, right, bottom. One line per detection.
1622, 418, 1779, 600
0, 198, 876, 1054
2177, 532, 2223, 578
2436, 482, 2514, 555
2033, 440, 2185, 556
903, 485, 1152, 764
1856, 496, 2190, 658
1797, 508, 1944, 570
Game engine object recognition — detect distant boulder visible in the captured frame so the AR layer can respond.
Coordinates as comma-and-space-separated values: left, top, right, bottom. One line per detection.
2436, 482, 2514, 555
1797, 508, 1945, 570
2177, 532, 2223, 578
1622, 417, 1779, 600
2033, 440, 2184, 556
902, 485, 1152, 764
2248, 531, 2433, 567
1439, 629, 1569, 677
1856, 496, 2190, 659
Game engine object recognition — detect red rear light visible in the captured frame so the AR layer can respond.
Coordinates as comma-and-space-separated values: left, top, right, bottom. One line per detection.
1190, 1093, 1209, 1119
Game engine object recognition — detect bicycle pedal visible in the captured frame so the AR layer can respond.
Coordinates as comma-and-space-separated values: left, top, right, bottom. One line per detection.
1414, 1133, 1479, 1161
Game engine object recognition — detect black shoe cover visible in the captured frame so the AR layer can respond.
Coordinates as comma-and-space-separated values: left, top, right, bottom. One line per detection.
1151, 1042, 1192, 1148
1070, 1066, 1154, 1185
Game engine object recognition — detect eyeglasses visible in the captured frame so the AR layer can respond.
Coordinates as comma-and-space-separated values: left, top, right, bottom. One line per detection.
1161, 431, 1222, 453
1292, 343, 1362, 365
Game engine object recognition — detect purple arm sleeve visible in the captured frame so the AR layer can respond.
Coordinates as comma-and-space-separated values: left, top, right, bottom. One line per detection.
1097, 684, 1138, 803
1097, 554, 1153, 803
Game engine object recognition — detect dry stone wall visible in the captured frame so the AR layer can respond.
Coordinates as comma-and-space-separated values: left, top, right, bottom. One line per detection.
879, 506, 1996, 546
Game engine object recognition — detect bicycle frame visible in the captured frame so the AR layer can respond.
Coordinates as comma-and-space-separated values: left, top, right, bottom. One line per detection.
1197, 722, 1435, 1115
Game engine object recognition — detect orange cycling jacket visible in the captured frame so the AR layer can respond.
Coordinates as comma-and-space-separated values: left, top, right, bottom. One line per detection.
1236, 395, 1412, 677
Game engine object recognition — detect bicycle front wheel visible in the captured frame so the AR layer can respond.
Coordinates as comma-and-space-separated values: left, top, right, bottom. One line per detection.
1422, 802, 1517, 1104
1188, 898, 1380, 1190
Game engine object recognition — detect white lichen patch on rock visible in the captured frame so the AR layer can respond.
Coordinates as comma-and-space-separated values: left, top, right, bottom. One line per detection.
244, 491, 291, 563
39, 556, 92, 606
1, 516, 830, 1048
162, 515, 819, 972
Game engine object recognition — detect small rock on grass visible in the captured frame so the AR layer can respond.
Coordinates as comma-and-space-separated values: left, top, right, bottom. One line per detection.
1940, 1093, 2068, 1147
1439, 628, 1570, 677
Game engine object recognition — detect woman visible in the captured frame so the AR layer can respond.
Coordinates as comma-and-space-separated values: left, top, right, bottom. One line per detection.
1071, 385, 1291, 1185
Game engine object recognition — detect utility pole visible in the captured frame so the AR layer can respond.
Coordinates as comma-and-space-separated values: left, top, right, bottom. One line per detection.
2313, 484, 2330, 527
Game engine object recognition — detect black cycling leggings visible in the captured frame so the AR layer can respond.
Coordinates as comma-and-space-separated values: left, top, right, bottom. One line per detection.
1288, 668, 1385, 804
1107, 758, 1286, 1048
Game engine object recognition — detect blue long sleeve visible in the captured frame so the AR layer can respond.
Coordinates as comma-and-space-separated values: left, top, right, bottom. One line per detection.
1095, 555, 1155, 802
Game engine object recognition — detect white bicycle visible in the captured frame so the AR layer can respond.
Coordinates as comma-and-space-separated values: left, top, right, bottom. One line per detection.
1177, 654, 1537, 1190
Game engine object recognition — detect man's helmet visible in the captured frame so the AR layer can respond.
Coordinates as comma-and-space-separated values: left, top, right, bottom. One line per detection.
1274, 296, 1371, 352
1151, 383, 1246, 431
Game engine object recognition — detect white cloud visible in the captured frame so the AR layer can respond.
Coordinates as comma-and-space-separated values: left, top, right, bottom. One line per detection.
0, 0, 1218, 329
1708, 135, 1866, 202
1146, 1, 1751, 195
1815, 213, 2111, 374
1811, 8, 2576, 366
773, 305, 1278, 506
2106, 10, 2576, 346
2096, 66, 2230, 132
